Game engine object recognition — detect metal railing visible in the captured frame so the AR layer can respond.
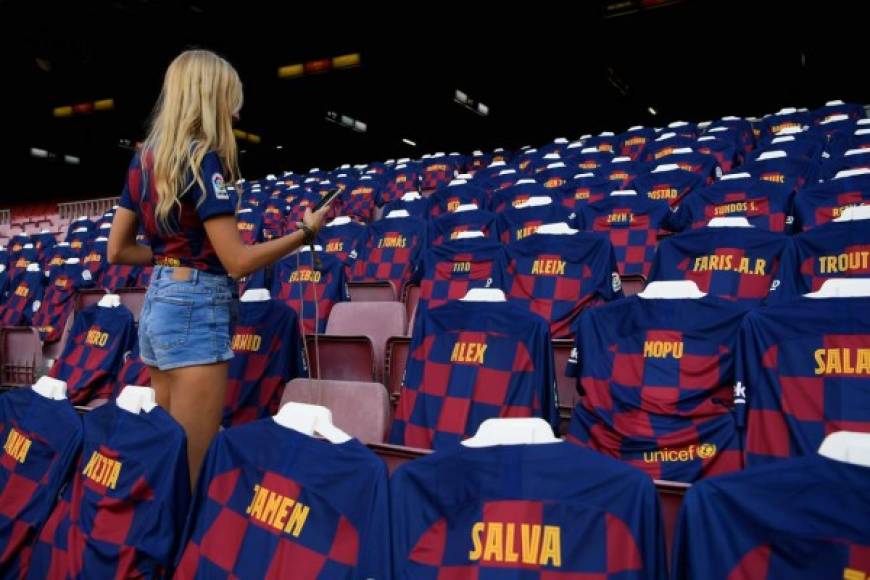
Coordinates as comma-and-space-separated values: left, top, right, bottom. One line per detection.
0, 210, 10, 226
58, 197, 120, 220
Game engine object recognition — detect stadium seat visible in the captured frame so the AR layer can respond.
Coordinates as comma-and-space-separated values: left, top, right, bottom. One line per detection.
348, 280, 397, 301
279, 378, 391, 443
552, 339, 577, 434
305, 334, 376, 382
368, 442, 430, 474
324, 302, 406, 382
0, 326, 44, 387
620, 274, 646, 297
77, 287, 146, 321
384, 336, 410, 401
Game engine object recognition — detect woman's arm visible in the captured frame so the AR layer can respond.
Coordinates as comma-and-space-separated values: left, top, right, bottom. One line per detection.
107, 207, 153, 266
204, 206, 329, 279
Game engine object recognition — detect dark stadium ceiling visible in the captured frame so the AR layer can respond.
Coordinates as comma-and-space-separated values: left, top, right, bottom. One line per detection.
0, 0, 866, 201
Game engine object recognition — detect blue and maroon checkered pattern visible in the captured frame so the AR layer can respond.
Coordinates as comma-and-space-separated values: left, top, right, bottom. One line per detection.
568, 151, 615, 173
261, 198, 287, 241
353, 216, 426, 290
236, 210, 264, 245
118, 150, 236, 275
791, 172, 870, 232
49, 304, 137, 405
413, 238, 510, 312
1, 268, 45, 326
654, 150, 719, 183
667, 176, 792, 233
629, 167, 705, 208
381, 163, 421, 206
750, 134, 825, 165
600, 160, 650, 189
673, 454, 870, 580
772, 220, 870, 302
317, 219, 368, 270
421, 156, 457, 192
619, 127, 656, 160
759, 110, 812, 137
9, 247, 39, 286
223, 300, 307, 427
497, 203, 576, 244
81, 238, 108, 288
175, 419, 390, 579
44, 244, 75, 280
738, 155, 819, 195
391, 441, 666, 578
639, 135, 697, 164
65, 229, 94, 259
648, 227, 789, 303
559, 174, 619, 212
32, 232, 57, 264
112, 344, 151, 398
32, 260, 95, 343
342, 178, 380, 223
0, 388, 82, 578
428, 209, 499, 247
736, 296, 870, 466
705, 117, 756, 154
694, 136, 740, 173
391, 300, 558, 450
65, 218, 95, 241
265, 251, 349, 334
27, 402, 189, 579
505, 232, 622, 339
536, 164, 576, 192
566, 296, 749, 482
428, 182, 489, 218
101, 264, 138, 291
583, 134, 621, 156
576, 195, 670, 277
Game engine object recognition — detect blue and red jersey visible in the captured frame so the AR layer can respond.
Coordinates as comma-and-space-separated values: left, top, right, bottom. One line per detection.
566, 296, 750, 482
49, 304, 137, 404
489, 180, 549, 213
1, 268, 45, 326
380, 163, 421, 205
497, 203, 575, 244
735, 295, 870, 466
32, 259, 95, 343
647, 227, 789, 303
27, 402, 189, 579
420, 155, 457, 192
317, 219, 368, 269
118, 149, 236, 275
672, 453, 870, 580
223, 299, 308, 427
619, 126, 657, 160
391, 441, 666, 579
427, 209, 499, 246
176, 420, 390, 579
0, 388, 82, 578
505, 232, 622, 339
391, 300, 558, 450
791, 172, 870, 232
428, 182, 489, 218
353, 216, 427, 290
629, 167, 705, 208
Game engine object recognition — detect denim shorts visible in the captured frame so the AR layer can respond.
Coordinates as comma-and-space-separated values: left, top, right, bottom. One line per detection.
139, 266, 237, 371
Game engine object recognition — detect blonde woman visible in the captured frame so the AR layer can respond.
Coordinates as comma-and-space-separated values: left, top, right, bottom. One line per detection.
108, 50, 327, 485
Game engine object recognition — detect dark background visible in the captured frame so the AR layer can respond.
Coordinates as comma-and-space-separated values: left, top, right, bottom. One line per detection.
1, 0, 867, 203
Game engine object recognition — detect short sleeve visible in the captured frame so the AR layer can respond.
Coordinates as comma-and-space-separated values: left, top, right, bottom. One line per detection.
195, 152, 236, 221
118, 153, 141, 212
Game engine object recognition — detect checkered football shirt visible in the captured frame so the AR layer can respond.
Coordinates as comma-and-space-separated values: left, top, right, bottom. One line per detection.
27, 403, 189, 579
391, 300, 558, 450
736, 296, 870, 467
566, 296, 750, 482
0, 388, 82, 577
175, 420, 390, 579
391, 441, 666, 578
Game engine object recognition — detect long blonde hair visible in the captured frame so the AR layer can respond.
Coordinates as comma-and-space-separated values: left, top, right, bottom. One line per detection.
142, 49, 242, 230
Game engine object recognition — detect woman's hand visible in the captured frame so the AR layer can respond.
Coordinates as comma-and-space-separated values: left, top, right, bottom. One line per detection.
301, 205, 329, 237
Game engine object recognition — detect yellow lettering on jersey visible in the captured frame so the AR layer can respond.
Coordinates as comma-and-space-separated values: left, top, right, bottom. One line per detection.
814, 348, 870, 376
450, 342, 487, 364
378, 235, 407, 249
643, 340, 684, 359
574, 189, 591, 200
289, 270, 322, 283
3, 428, 32, 464
237, 222, 255, 232
83, 252, 102, 265
760, 173, 785, 184
85, 327, 110, 347
426, 164, 448, 173
14, 286, 29, 298
82, 450, 122, 489
818, 251, 870, 274
155, 256, 181, 267
515, 226, 539, 240
531, 259, 566, 276
452, 262, 471, 273
648, 187, 678, 201
543, 178, 565, 189
607, 212, 634, 224
231, 333, 262, 352
326, 241, 344, 253
692, 256, 767, 275
468, 522, 562, 567
643, 443, 717, 463
245, 484, 310, 537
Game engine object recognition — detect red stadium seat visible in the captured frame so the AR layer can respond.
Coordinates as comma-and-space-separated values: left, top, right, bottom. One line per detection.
279, 378, 391, 444
385, 336, 411, 401
324, 302, 406, 382
552, 339, 577, 434
348, 281, 397, 302
305, 335, 376, 382
620, 274, 646, 297
1, 327, 44, 387
403, 284, 420, 333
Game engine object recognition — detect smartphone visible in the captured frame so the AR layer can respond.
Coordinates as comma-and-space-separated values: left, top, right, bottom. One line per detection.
311, 187, 342, 213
